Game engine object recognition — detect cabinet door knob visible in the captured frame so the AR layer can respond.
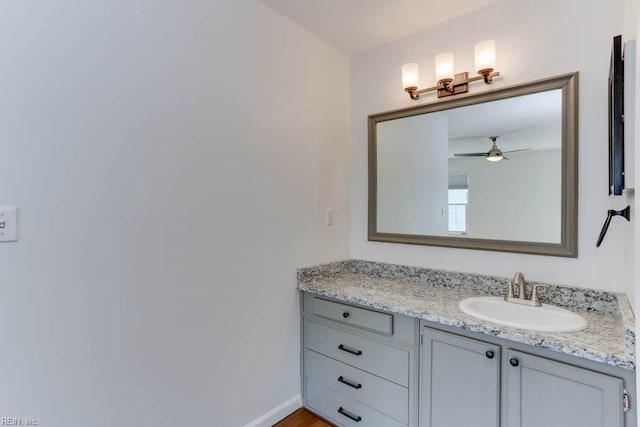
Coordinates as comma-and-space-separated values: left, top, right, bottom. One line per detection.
485, 350, 495, 359
510, 357, 520, 367
343, 311, 350, 318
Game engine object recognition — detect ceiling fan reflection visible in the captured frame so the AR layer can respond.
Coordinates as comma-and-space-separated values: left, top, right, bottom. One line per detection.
453, 136, 530, 161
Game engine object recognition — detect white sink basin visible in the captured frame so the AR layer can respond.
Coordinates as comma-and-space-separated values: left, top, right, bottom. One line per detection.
458, 296, 587, 332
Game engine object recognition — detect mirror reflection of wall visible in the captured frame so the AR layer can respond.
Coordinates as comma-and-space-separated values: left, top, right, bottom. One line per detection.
377, 112, 448, 235
449, 150, 561, 243
376, 88, 563, 244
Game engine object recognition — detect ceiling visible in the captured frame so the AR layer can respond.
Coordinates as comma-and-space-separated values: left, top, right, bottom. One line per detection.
378, 89, 562, 157
260, 0, 505, 54
446, 88, 562, 156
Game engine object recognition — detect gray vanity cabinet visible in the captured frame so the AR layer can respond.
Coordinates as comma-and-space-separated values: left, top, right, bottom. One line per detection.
505, 350, 624, 427
301, 293, 418, 427
420, 325, 632, 427
420, 328, 500, 427
300, 292, 635, 427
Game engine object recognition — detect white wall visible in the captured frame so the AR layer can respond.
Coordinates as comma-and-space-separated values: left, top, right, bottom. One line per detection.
351, 0, 629, 291
0, 1, 350, 426
628, 0, 640, 418
624, 40, 637, 311
624, 0, 638, 313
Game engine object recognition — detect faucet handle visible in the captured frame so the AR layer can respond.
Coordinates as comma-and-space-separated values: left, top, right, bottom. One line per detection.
504, 280, 515, 301
530, 284, 549, 307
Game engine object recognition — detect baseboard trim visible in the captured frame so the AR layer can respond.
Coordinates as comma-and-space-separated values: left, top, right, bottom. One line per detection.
244, 394, 302, 427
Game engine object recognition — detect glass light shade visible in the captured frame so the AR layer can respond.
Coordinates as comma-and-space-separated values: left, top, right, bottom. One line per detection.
401, 63, 419, 90
487, 153, 503, 162
475, 40, 496, 73
435, 52, 454, 82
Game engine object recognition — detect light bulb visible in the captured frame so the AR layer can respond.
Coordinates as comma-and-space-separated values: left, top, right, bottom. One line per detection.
475, 40, 496, 74
435, 52, 454, 83
401, 63, 419, 90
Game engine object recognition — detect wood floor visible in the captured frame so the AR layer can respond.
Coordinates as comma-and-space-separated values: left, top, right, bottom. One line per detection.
273, 408, 334, 427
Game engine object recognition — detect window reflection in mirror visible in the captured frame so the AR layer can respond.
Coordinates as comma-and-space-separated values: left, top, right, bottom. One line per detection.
448, 175, 468, 235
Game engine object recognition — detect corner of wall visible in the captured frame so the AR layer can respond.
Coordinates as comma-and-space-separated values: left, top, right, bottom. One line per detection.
243, 394, 302, 427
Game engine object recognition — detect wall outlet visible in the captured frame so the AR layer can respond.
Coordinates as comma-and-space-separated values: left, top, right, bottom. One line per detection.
0, 206, 18, 242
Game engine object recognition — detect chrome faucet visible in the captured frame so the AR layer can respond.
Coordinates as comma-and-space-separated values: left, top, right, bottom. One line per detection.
504, 272, 547, 307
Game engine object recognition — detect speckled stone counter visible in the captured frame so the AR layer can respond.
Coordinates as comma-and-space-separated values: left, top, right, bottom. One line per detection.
297, 260, 636, 370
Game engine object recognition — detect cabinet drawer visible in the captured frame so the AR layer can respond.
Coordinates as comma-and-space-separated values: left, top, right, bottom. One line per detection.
306, 378, 406, 427
311, 297, 393, 335
305, 349, 408, 424
305, 320, 409, 387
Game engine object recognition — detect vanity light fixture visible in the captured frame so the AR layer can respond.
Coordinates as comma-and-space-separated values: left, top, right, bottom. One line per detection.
402, 40, 500, 100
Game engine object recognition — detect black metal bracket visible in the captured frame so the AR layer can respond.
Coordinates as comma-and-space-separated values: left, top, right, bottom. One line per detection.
596, 205, 631, 247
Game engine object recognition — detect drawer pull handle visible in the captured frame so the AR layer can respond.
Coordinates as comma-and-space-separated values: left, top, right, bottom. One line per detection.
338, 376, 362, 389
343, 311, 350, 318
510, 357, 519, 367
338, 344, 363, 356
338, 406, 362, 422
485, 350, 494, 359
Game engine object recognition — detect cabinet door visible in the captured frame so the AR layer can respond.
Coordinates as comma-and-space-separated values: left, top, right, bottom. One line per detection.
421, 327, 500, 427
506, 350, 624, 427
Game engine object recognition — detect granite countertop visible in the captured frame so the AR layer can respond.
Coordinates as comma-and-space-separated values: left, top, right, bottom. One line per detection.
297, 260, 636, 371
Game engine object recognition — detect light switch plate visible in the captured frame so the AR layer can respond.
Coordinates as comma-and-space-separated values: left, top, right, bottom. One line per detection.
0, 206, 18, 242
325, 208, 334, 226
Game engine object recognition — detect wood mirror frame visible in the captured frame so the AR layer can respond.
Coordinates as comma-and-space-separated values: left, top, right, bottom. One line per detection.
368, 72, 578, 257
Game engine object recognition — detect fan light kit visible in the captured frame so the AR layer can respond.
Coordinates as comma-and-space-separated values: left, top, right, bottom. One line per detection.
401, 40, 500, 100
453, 136, 530, 162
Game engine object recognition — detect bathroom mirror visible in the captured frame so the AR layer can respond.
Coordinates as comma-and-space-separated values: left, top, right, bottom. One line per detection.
368, 73, 578, 257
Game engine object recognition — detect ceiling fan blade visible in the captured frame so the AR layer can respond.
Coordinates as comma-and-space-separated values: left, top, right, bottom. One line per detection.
453, 152, 488, 157
502, 148, 531, 154
502, 156, 510, 160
